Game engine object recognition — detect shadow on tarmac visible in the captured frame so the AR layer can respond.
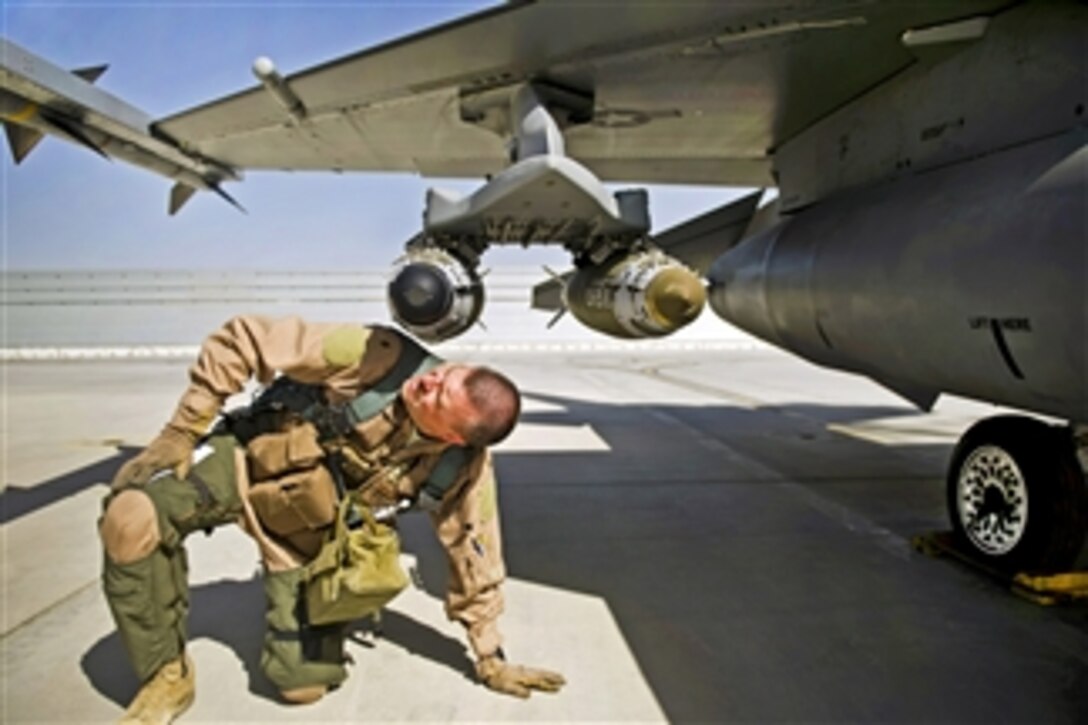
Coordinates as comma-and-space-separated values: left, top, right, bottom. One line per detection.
406, 392, 1088, 722
82, 577, 272, 706
81, 576, 473, 707
1, 447, 139, 524
57, 393, 1088, 721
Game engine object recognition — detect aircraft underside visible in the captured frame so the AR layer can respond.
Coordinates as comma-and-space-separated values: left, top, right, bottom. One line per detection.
382, 2, 1087, 574
710, 129, 1087, 573
4, 1, 1085, 574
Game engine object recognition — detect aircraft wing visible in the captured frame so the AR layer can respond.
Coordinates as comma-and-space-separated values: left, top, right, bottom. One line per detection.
155, 0, 1007, 187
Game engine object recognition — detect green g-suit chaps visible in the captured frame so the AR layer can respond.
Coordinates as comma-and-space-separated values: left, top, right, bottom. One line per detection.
101, 435, 347, 691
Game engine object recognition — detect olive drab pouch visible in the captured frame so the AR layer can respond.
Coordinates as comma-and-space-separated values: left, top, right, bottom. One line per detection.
303, 498, 408, 626
246, 423, 324, 481
247, 465, 338, 539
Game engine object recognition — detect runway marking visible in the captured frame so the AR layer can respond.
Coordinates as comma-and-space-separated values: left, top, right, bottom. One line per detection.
0, 340, 768, 362
638, 365, 763, 408
782, 482, 914, 561
611, 362, 918, 562
827, 421, 958, 446
499, 422, 610, 452
647, 407, 745, 456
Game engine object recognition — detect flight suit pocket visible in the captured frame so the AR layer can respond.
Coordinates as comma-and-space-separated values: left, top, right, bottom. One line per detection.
247, 423, 324, 481
248, 466, 338, 538
447, 527, 502, 594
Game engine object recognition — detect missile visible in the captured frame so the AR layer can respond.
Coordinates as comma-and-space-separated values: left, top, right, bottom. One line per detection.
0, 38, 241, 215
563, 248, 706, 338
387, 246, 484, 342
252, 56, 307, 123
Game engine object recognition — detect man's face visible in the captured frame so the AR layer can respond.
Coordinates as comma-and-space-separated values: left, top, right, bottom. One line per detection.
401, 363, 477, 444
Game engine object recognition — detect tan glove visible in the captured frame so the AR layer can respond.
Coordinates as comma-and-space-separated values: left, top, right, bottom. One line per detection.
111, 426, 198, 490
475, 653, 566, 699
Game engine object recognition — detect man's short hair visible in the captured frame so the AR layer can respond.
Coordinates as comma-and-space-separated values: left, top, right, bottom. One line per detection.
460, 366, 521, 447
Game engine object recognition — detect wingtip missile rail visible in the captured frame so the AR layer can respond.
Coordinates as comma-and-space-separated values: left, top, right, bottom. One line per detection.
1, 37, 241, 214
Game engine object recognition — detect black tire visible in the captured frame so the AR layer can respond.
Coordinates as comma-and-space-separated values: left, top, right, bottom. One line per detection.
946, 415, 1087, 573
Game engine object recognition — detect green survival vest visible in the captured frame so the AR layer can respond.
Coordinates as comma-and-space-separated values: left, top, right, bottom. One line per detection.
242, 333, 471, 503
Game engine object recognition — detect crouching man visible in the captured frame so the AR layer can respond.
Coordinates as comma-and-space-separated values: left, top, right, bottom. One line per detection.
100, 315, 564, 724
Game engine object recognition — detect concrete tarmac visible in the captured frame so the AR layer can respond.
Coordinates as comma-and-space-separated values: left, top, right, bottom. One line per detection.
3, 347, 1087, 723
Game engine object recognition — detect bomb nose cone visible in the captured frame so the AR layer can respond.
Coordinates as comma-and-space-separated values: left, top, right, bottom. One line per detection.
388, 263, 453, 326
645, 267, 706, 330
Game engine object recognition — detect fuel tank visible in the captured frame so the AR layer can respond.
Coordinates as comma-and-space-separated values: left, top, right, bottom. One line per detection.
708, 131, 1087, 421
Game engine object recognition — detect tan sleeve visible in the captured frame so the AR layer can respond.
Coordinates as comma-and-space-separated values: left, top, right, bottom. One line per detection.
168, 315, 399, 435
430, 450, 507, 659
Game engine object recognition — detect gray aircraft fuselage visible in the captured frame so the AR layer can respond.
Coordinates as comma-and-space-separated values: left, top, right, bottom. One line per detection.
708, 2, 1086, 423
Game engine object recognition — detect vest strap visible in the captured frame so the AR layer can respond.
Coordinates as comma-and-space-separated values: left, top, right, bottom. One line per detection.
245, 330, 472, 503
422, 446, 472, 501
344, 336, 440, 425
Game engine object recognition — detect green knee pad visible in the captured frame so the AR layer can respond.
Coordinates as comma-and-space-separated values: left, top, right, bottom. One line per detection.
103, 545, 189, 682
261, 568, 348, 692
100, 435, 239, 683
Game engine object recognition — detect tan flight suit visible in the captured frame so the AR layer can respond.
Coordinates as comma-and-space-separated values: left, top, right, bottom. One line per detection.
100, 315, 506, 694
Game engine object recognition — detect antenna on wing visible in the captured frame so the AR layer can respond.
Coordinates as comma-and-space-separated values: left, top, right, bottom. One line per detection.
252, 57, 307, 123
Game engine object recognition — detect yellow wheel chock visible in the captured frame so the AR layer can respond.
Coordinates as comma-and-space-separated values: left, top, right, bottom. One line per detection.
911, 531, 1088, 606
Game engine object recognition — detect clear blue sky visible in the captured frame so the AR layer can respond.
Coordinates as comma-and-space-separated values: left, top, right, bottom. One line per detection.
1, 1, 751, 271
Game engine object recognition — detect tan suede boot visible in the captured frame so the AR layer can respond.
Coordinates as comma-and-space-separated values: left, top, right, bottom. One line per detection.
119, 654, 195, 725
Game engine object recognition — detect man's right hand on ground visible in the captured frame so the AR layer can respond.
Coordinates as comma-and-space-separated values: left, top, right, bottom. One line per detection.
111, 425, 198, 490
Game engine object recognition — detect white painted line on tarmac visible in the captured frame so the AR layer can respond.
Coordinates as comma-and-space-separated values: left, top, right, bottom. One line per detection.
826, 421, 958, 447
499, 422, 611, 452
1, 339, 769, 361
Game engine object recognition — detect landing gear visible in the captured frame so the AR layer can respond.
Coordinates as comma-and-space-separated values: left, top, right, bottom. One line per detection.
946, 415, 1088, 573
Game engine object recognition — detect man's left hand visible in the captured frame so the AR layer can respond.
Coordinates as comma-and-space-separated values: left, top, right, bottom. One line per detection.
111, 425, 197, 491
476, 654, 566, 698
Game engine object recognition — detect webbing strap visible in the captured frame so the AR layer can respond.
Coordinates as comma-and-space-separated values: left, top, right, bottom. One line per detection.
186, 471, 218, 535
345, 337, 441, 425
252, 331, 472, 502
187, 472, 216, 509
422, 446, 472, 501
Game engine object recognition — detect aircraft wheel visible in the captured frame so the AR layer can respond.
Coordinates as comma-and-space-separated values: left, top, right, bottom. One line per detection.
947, 415, 1087, 573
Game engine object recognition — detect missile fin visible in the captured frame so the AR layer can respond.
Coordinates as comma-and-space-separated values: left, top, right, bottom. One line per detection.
72, 64, 109, 83
210, 182, 247, 214
168, 182, 198, 216
546, 307, 567, 329
3, 122, 45, 164
531, 268, 571, 311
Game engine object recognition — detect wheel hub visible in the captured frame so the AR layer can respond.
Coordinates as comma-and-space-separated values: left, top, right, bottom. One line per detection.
957, 445, 1028, 556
